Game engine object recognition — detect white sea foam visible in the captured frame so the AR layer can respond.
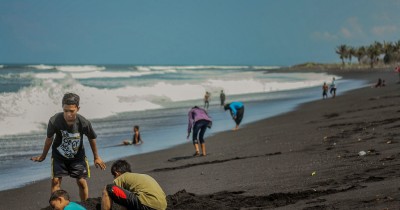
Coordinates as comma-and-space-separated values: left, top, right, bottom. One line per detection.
34, 70, 174, 79
27, 64, 54, 70
0, 68, 338, 137
55, 65, 106, 72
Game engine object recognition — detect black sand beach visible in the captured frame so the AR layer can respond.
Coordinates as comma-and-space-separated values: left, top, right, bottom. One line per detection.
1, 69, 400, 209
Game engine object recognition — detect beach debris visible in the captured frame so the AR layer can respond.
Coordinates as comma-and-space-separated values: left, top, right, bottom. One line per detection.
358, 151, 367, 156
386, 140, 392, 144
311, 171, 316, 176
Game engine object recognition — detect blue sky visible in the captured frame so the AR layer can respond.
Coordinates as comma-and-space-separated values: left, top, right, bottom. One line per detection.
1, 0, 400, 66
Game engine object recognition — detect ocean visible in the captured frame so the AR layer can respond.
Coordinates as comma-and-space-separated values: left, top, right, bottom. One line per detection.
0, 64, 367, 191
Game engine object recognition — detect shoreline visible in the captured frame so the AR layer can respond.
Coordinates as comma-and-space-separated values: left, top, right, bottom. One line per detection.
2, 68, 399, 209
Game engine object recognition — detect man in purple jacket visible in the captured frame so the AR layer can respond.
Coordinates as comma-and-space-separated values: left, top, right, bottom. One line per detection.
187, 106, 212, 156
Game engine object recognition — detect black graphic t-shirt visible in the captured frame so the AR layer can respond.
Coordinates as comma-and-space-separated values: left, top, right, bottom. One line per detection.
47, 113, 97, 161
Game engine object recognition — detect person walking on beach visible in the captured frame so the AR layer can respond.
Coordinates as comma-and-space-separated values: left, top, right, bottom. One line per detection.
204, 91, 210, 109
224, 101, 244, 131
322, 82, 329, 99
220, 90, 226, 107
101, 159, 167, 210
49, 189, 86, 210
187, 106, 212, 156
330, 77, 337, 98
395, 66, 400, 83
31, 93, 106, 201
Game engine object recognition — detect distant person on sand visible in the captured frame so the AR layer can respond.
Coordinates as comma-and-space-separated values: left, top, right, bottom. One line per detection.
224, 101, 244, 130
322, 82, 329, 99
101, 160, 167, 210
123, 125, 143, 145
187, 106, 212, 156
204, 91, 210, 109
330, 77, 337, 98
395, 66, 400, 83
49, 189, 86, 210
220, 90, 226, 106
31, 93, 106, 201
374, 78, 382, 88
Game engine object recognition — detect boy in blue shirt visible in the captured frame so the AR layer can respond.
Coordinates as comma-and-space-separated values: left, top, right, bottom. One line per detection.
49, 189, 86, 210
224, 101, 244, 130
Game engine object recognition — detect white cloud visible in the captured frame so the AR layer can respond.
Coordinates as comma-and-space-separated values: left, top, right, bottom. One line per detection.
312, 31, 338, 41
371, 25, 398, 36
312, 17, 365, 42
339, 17, 365, 38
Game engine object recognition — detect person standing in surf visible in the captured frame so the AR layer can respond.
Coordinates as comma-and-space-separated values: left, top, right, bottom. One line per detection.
204, 91, 210, 110
224, 101, 244, 131
31, 93, 106, 201
187, 106, 212, 156
220, 90, 226, 107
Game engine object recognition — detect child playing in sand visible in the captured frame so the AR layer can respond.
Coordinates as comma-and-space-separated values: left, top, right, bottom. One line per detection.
49, 189, 86, 210
101, 160, 167, 210
123, 125, 143, 145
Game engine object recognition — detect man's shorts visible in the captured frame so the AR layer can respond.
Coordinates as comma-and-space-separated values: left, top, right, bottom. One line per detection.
52, 157, 90, 179
106, 184, 154, 210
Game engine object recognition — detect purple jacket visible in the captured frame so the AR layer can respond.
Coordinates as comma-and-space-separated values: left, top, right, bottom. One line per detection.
187, 106, 212, 133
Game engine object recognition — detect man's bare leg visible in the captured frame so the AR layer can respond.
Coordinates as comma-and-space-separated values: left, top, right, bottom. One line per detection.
101, 186, 112, 210
77, 178, 89, 201
51, 177, 62, 193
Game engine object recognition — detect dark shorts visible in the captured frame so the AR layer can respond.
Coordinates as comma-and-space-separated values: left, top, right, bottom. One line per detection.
106, 184, 154, 210
235, 107, 244, 125
52, 157, 90, 179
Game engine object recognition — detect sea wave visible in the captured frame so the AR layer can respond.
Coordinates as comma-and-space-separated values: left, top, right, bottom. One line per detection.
26, 64, 54, 70
0, 68, 337, 137
55, 65, 106, 72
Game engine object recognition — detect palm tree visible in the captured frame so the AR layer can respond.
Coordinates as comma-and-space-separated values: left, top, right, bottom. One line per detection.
336, 45, 348, 67
348, 47, 356, 64
366, 44, 380, 68
383, 41, 394, 64
354, 46, 366, 64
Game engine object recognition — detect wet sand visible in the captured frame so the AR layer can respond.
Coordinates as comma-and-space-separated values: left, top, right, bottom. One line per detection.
2, 68, 400, 209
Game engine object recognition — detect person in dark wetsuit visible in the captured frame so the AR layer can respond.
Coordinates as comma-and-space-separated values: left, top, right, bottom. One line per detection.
132, 125, 142, 145
220, 90, 226, 106
224, 101, 244, 131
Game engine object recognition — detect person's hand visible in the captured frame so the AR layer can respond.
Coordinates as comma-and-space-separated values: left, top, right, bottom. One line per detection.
30, 155, 45, 162
186, 133, 190, 140
94, 157, 106, 170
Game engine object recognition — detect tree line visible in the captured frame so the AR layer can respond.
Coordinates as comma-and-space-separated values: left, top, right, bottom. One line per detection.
335, 40, 400, 68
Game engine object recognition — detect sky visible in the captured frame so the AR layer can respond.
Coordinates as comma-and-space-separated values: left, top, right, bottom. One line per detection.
1, 0, 400, 66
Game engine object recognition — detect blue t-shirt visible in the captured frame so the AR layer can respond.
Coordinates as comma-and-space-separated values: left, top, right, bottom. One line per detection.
229, 102, 244, 117
65, 202, 86, 210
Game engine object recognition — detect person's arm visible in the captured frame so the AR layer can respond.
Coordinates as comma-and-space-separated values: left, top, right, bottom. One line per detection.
187, 110, 194, 138
134, 130, 139, 144
88, 139, 106, 170
31, 137, 53, 162
230, 104, 237, 118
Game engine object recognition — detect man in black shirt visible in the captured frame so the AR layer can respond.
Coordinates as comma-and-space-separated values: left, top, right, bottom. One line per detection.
31, 93, 106, 201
